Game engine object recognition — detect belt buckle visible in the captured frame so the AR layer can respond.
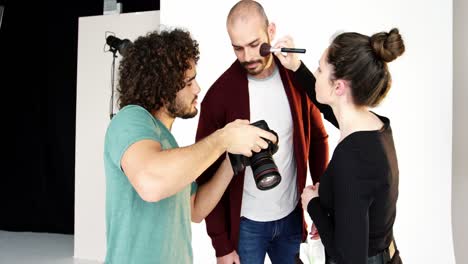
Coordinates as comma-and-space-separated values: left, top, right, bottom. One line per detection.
388, 240, 396, 259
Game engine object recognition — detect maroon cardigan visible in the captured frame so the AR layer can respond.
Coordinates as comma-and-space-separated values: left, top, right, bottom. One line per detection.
195, 59, 329, 257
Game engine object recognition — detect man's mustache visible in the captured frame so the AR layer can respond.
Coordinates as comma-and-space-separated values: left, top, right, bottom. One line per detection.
241, 60, 262, 68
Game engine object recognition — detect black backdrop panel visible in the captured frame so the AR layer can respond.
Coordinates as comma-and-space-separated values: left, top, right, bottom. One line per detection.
0, 0, 159, 234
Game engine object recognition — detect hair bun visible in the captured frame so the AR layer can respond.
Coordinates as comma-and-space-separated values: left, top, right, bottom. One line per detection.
370, 28, 405, 62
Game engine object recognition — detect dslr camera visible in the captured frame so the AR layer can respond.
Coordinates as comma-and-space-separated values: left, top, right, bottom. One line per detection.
228, 120, 281, 190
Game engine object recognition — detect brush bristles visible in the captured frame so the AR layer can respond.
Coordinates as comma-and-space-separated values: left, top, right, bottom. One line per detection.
259, 43, 271, 57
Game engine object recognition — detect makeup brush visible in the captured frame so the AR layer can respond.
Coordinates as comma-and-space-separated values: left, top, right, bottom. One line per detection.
259, 43, 306, 57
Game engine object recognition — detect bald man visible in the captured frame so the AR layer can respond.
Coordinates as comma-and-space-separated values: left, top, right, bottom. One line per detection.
195, 1, 329, 263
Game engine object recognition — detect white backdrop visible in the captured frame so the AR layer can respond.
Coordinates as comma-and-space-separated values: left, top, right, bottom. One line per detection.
75, 11, 160, 262
74, 1, 456, 263
160, 1, 455, 263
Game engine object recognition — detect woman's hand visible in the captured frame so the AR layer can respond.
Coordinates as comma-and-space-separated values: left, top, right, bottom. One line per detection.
310, 223, 320, 240
273, 35, 302, 72
301, 183, 320, 210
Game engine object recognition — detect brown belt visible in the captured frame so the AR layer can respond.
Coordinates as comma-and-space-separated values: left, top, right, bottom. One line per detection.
382, 239, 396, 263
326, 240, 397, 264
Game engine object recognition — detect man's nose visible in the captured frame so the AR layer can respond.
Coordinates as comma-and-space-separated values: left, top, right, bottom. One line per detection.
245, 47, 256, 62
193, 80, 201, 94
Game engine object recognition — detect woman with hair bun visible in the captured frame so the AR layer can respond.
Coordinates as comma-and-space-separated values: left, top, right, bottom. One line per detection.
274, 28, 405, 264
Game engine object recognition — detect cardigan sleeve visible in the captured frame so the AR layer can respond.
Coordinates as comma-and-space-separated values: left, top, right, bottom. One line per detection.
195, 85, 235, 257
292, 61, 330, 184
308, 102, 329, 184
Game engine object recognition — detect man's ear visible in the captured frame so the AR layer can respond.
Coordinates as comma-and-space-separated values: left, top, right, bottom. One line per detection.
268, 22, 276, 41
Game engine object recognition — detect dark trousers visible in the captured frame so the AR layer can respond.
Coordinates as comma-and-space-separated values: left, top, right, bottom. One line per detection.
238, 208, 302, 264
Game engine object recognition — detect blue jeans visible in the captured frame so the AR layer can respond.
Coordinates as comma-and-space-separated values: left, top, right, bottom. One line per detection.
238, 208, 302, 264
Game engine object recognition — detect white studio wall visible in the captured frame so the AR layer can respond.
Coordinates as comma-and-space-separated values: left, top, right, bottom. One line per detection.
161, 0, 455, 263
75, 11, 160, 262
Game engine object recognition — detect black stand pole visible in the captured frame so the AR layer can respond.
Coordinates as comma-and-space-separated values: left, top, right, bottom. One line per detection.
109, 49, 117, 120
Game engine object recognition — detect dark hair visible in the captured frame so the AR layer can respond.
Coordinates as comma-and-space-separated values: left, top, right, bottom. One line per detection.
327, 28, 405, 107
117, 28, 200, 112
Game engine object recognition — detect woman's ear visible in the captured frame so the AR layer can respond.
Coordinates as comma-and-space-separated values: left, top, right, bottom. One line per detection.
334, 79, 348, 96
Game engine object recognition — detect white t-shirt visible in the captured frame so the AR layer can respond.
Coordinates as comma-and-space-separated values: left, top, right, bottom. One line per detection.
240, 66, 298, 221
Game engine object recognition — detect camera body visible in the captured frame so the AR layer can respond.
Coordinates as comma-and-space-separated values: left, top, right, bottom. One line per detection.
228, 120, 281, 190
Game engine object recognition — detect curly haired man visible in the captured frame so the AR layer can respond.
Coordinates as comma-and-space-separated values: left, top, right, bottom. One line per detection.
103, 28, 277, 264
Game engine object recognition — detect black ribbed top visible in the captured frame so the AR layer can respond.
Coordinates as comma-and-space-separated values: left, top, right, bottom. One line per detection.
295, 62, 399, 263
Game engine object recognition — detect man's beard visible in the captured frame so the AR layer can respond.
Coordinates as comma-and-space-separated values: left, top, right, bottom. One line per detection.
241, 59, 265, 75
167, 97, 198, 119
240, 53, 272, 75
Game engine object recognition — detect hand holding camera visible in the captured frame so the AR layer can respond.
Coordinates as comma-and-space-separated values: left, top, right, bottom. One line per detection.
221, 119, 276, 157
228, 120, 281, 190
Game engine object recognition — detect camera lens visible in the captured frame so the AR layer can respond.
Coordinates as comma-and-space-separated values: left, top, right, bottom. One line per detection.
250, 149, 281, 190
227, 120, 281, 190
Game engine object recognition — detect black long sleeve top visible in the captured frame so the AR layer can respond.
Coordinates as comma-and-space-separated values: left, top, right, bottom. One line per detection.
294, 62, 399, 264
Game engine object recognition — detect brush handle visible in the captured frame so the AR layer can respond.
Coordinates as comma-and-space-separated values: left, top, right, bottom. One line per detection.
280, 47, 306, 53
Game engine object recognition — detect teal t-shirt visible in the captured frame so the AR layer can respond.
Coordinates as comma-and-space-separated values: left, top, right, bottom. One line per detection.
103, 105, 197, 264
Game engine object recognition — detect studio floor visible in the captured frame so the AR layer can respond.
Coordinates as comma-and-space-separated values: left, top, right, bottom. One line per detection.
0, 231, 101, 264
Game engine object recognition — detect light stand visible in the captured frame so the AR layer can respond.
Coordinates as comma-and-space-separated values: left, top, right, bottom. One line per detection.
105, 34, 132, 119
108, 48, 117, 119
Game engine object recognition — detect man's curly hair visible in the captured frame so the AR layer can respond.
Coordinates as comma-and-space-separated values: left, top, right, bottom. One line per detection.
117, 28, 200, 112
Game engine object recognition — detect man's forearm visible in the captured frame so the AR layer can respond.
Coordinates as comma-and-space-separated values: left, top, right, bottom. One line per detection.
192, 157, 233, 223
136, 129, 228, 202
